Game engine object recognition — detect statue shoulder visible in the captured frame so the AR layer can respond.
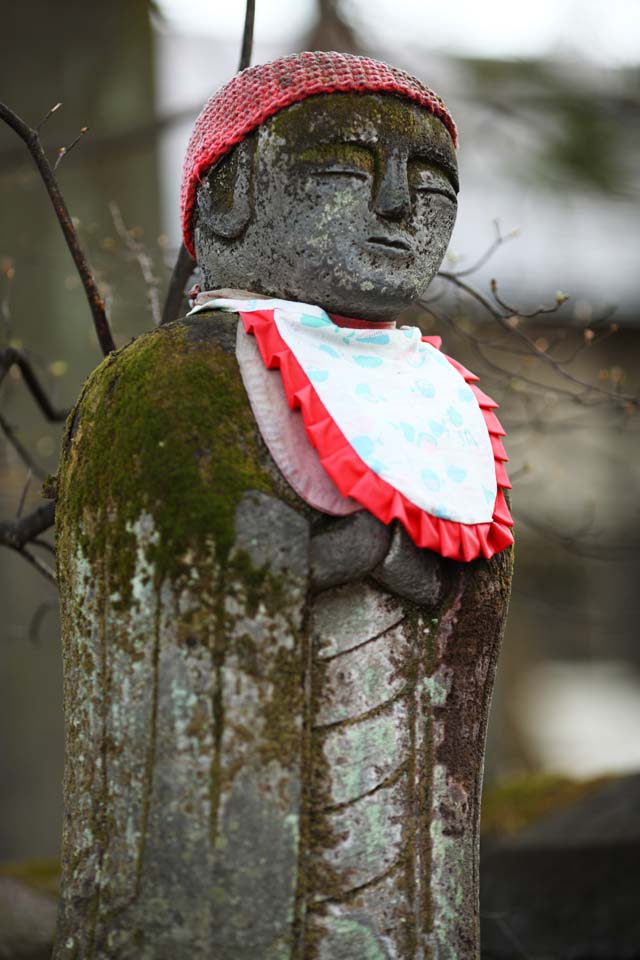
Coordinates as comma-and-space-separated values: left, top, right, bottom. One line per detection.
74, 310, 243, 418
57, 311, 279, 568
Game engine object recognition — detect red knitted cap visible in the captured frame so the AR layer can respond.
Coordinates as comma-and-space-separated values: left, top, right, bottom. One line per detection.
180, 51, 457, 257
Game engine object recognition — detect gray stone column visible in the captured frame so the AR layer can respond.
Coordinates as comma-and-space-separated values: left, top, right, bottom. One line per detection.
54, 313, 512, 959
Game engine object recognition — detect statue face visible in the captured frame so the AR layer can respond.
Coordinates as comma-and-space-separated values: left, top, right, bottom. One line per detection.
195, 93, 458, 321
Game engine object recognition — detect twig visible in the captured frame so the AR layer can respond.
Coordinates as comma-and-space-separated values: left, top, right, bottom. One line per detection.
490, 277, 568, 320
516, 509, 636, 561
0, 501, 57, 583
16, 468, 32, 518
0, 500, 55, 550
160, 243, 195, 326
448, 221, 518, 279
54, 125, 89, 170
433, 273, 638, 408
160, 0, 256, 328
110, 202, 162, 326
36, 101, 62, 132
14, 545, 56, 585
0, 101, 115, 355
0, 347, 69, 421
238, 0, 256, 72
29, 601, 57, 643
438, 270, 503, 320
0, 410, 47, 479
32, 537, 55, 555
1, 103, 205, 175
423, 301, 591, 403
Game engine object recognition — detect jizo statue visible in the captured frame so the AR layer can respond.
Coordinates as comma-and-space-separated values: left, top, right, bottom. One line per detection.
55, 53, 514, 959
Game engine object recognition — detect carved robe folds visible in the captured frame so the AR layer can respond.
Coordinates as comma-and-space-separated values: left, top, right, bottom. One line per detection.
55, 311, 512, 960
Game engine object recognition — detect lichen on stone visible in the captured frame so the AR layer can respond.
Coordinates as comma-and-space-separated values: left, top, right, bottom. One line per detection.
57, 319, 277, 606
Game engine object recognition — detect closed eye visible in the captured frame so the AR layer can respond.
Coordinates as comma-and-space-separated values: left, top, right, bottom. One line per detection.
308, 166, 371, 180
415, 184, 457, 203
410, 159, 458, 202
299, 143, 374, 180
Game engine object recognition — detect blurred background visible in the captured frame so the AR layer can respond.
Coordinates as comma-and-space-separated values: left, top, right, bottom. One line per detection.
0, 0, 638, 884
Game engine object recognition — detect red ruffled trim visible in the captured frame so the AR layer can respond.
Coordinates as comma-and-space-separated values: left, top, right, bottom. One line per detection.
239, 309, 514, 561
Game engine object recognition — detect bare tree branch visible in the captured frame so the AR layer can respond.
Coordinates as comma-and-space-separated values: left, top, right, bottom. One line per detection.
447, 220, 518, 279
14, 544, 56, 584
0, 500, 55, 551
423, 300, 594, 403
0, 411, 47, 480
161, 0, 256, 328
36, 101, 62, 132
238, 0, 256, 72
516, 509, 638, 561
490, 277, 568, 320
28, 600, 58, 643
16, 468, 33, 517
54, 125, 89, 170
0, 342, 64, 575
0, 347, 69, 421
160, 243, 195, 326
0, 101, 115, 355
433, 271, 638, 409
110, 202, 162, 326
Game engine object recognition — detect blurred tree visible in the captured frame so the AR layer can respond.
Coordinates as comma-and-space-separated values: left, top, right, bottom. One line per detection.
304, 0, 360, 52
0, 0, 160, 863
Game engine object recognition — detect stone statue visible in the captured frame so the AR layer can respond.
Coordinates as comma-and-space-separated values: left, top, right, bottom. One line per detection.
55, 53, 513, 959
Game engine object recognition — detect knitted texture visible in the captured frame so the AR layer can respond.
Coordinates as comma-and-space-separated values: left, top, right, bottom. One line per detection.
181, 51, 458, 256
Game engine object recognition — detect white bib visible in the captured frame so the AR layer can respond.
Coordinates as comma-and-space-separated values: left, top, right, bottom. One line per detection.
189, 297, 497, 526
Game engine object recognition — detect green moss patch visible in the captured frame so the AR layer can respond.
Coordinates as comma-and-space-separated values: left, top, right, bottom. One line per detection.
57, 320, 276, 604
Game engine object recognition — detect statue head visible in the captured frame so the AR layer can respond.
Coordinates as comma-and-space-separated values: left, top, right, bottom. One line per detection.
181, 53, 458, 322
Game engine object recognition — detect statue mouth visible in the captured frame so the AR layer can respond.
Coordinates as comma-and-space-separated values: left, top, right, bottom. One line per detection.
365, 235, 413, 257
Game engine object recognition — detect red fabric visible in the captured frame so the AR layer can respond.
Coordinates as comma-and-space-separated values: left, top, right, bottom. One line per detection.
181, 52, 458, 257
329, 313, 396, 329
238, 308, 514, 561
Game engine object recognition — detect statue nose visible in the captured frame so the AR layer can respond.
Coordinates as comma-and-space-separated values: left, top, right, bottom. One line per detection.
373, 153, 411, 220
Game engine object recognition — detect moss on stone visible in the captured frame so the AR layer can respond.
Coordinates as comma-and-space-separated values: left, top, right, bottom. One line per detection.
268, 92, 459, 192
57, 320, 277, 605
226, 549, 290, 620
270, 92, 446, 149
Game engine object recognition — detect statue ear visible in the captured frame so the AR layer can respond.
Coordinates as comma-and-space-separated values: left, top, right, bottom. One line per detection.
196, 139, 255, 240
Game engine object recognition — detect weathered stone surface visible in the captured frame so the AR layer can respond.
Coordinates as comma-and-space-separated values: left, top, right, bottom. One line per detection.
305, 589, 419, 957
309, 912, 394, 960
233, 488, 309, 579
373, 521, 444, 608
310, 581, 405, 660
206, 768, 300, 960
310, 511, 392, 591
55, 325, 309, 959
308, 867, 413, 960
195, 93, 458, 324
319, 696, 409, 806
313, 621, 410, 727
313, 774, 408, 895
